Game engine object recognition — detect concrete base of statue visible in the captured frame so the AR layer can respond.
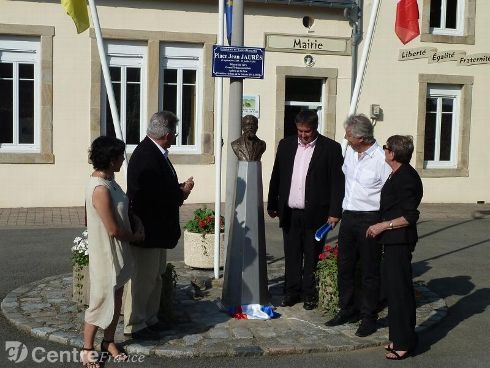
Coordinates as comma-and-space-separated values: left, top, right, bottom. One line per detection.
222, 161, 269, 306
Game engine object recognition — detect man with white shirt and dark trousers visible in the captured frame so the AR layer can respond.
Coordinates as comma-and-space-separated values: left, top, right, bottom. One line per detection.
325, 114, 391, 337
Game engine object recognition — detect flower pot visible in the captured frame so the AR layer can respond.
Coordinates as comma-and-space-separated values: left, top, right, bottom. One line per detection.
73, 264, 90, 306
184, 230, 225, 269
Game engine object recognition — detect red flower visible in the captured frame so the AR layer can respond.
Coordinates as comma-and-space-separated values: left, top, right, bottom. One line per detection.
198, 220, 206, 229
319, 252, 327, 260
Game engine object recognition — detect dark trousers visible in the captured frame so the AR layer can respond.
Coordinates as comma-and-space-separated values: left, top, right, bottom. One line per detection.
282, 209, 322, 298
384, 243, 417, 351
337, 211, 381, 321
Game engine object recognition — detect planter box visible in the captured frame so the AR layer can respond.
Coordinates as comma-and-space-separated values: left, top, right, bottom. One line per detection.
184, 230, 225, 269
72, 265, 90, 306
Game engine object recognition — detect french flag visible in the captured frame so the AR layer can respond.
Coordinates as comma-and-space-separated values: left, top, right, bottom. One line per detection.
395, 0, 420, 44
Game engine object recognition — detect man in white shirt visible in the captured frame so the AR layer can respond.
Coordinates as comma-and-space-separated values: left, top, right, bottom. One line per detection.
325, 114, 391, 337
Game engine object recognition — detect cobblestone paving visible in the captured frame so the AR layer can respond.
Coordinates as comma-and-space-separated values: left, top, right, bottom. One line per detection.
1, 261, 447, 358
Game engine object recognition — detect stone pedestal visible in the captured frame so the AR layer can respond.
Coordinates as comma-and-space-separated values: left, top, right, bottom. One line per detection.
222, 161, 269, 306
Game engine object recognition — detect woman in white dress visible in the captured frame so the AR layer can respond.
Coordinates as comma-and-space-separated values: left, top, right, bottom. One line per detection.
81, 136, 144, 368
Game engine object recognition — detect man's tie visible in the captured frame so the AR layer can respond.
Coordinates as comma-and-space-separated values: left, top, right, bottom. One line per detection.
165, 156, 177, 177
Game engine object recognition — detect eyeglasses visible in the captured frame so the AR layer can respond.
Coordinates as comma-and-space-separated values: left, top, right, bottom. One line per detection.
171, 128, 179, 138
382, 145, 392, 151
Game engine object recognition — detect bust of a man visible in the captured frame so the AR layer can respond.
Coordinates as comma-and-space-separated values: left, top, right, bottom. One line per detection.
231, 115, 266, 161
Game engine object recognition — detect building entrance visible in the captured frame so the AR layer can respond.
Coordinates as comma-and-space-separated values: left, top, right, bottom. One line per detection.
283, 77, 324, 138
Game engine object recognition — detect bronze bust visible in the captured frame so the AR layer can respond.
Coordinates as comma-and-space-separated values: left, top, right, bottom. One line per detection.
231, 115, 266, 161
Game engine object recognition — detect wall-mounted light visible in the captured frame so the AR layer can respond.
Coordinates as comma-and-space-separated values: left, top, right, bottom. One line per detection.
304, 54, 315, 67
370, 104, 383, 125
302, 16, 315, 30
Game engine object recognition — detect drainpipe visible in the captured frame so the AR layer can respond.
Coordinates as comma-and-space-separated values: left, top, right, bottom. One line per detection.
349, 0, 363, 97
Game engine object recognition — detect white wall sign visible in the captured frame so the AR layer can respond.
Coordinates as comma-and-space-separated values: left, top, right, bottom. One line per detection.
265, 33, 351, 56
242, 95, 260, 118
398, 47, 437, 61
457, 53, 490, 66
428, 50, 466, 64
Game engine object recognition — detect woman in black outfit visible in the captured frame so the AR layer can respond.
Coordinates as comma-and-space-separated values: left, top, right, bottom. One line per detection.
366, 135, 423, 360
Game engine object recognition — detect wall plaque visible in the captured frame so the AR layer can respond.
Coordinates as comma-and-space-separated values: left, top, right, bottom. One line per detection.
265, 33, 351, 56
457, 53, 490, 66
428, 50, 466, 64
399, 47, 437, 61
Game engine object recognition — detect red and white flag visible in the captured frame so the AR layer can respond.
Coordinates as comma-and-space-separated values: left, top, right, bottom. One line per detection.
395, 0, 420, 44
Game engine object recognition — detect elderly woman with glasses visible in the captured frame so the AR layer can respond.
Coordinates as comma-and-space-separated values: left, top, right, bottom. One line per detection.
366, 135, 423, 360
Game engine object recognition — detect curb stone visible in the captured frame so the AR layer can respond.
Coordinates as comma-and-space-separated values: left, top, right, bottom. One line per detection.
1, 261, 448, 358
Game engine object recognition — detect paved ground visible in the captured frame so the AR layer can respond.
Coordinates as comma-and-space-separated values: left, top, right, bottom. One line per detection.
1, 203, 490, 367
2, 202, 490, 228
1, 260, 446, 359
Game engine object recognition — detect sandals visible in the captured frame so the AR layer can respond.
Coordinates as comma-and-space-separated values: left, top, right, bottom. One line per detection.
80, 347, 100, 368
100, 339, 129, 365
384, 343, 393, 351
385, 347, 411, 360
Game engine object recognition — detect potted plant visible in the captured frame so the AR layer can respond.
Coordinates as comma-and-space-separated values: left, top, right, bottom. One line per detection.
71, 230, 179, 313
183, 208, 225, 269
316, 242, 339, 315
72, 230, 90, 306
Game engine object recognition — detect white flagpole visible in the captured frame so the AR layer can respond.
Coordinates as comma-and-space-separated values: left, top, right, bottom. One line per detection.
87, 0, 128, 177
214, 0, 225, 280
342, 0, 382, 156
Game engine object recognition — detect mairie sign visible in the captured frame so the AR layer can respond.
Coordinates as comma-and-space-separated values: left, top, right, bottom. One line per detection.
212, 45, 265, 79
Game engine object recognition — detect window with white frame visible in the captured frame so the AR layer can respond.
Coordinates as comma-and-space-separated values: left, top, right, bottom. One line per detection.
160, 43, 202, 154
429, 0, 464, 36
101, 42, 146, 150
424, 84, 461, 169
0, 37, 39, 153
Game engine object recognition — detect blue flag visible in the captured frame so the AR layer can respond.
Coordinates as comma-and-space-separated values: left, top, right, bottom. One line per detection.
225, 0, 233, 45
314, 223, 333, 242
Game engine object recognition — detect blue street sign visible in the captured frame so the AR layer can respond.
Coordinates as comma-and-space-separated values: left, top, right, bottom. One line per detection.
212, 45, 265, 79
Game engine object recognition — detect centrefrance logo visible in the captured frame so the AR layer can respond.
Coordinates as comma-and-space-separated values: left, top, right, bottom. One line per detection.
5, 341, 28, 363
4, 341, 145, 364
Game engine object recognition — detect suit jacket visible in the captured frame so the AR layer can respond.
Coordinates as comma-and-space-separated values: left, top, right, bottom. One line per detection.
127, 136, 183, 249
267, 134, 345, 230
378, 163, 423, 245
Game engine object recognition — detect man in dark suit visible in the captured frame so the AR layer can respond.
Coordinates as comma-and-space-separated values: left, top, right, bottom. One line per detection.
124, 111, 194, 339
267, 110, 344, 310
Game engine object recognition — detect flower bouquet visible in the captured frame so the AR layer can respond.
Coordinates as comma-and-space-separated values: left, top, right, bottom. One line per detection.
72, 230, 89, 267
71, 230, 90, 306
184, 208, 224, 236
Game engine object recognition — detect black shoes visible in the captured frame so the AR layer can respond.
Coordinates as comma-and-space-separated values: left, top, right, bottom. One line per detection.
147, 320, 171, 332
128, 327, 160, 340
280, 295, 318, 309
324, 311, 360, 326
355, 319, 378, 337
280, 294, 300, 307
303, 296, 318, 310
325, 311, 377, 336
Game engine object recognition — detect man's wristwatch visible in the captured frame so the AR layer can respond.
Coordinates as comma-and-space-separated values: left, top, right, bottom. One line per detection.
389, 221, 393, 230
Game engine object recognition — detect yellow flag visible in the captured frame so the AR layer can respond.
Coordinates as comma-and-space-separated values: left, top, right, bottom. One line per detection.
61, 0, 90, 34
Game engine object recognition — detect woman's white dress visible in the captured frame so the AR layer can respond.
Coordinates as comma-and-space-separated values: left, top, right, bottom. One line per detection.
84, 176, 132, 329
